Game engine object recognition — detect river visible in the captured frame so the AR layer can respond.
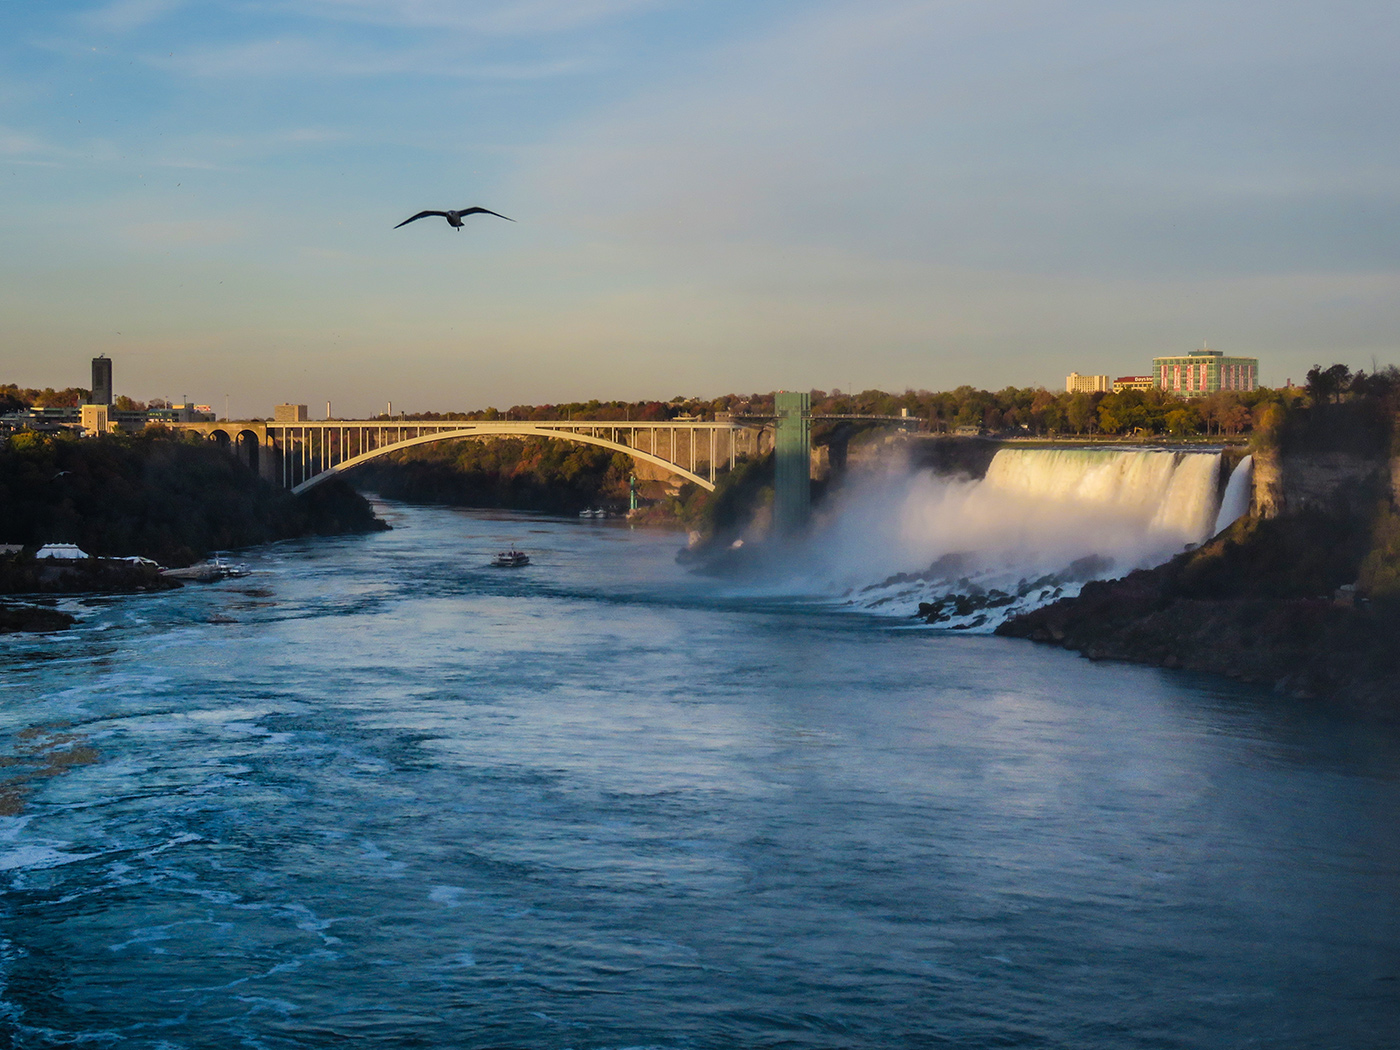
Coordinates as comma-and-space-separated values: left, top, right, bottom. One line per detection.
2, 501, 1398, 1048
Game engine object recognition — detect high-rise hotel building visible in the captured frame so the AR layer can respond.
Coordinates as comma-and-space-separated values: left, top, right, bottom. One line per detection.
1154, 348, 1258, 398
90, 355, 113, 406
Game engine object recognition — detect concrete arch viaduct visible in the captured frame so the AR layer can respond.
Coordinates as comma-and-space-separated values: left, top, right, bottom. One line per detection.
175, 418, 760, 495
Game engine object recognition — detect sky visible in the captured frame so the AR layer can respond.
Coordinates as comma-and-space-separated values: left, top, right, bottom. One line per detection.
2, 0, 1398, 417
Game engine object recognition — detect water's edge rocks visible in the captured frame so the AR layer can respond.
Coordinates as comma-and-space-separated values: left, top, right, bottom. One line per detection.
0, 602, 77, 633
997, 510, 1400, 711
0, 558, 178, 598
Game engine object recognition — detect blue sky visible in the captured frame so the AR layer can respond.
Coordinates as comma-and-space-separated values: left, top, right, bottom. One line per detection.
3, 0, 1398, 416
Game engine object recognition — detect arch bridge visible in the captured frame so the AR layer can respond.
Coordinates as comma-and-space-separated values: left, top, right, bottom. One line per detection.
175, 418, 762, 494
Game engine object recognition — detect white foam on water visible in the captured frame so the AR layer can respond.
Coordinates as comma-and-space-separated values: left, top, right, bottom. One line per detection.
0, 845, 98, 872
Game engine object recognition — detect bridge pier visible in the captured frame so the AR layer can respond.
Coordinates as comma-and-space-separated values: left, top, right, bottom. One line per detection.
774, 391, 811, 536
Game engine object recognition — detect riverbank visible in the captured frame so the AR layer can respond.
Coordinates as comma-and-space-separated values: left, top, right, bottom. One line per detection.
0, 431, 388, 576
996, 508, 1400, 711
0, 431, 387, 620
0, 556, 176, 598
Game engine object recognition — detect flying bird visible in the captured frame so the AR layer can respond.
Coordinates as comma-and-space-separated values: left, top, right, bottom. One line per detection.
394, 207, 514, 231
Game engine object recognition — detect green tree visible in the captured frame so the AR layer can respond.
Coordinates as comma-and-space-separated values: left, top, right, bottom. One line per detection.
1305, 363, 1352, 405
1164, 406, 1201, 437
1065, 392, 1096, 434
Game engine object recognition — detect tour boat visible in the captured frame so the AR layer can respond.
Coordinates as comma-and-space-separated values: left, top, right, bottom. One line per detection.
491, 548, 530, 567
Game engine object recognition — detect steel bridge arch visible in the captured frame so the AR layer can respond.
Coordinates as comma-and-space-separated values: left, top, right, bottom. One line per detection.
288, 424, 718, 495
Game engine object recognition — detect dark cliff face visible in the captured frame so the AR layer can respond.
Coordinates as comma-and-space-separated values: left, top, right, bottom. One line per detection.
1252, 397, 1396, 519
1251, 446, 1390, 520
904, 436, 1004, 480
998, 583, 1400, 707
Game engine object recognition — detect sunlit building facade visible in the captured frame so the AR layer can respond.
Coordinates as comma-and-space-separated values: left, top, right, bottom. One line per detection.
1154, 349, 1257, 398
1112, 375, 1155, 393
1066, 372, 1111, 394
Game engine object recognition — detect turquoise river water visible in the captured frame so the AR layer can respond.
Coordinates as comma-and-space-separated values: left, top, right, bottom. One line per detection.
1, 501, 1398, 1048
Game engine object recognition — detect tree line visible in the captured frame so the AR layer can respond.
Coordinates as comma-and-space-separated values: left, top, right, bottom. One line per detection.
378, 384, 1298, 438
0, 383, 167, 414
0, 429, 385, 567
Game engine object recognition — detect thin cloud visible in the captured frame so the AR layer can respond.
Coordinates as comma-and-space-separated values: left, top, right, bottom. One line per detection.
81, 0, 186, 33
0, 128, 53, 156
284, 0, 666, 34
0, 126, 84, 166
149, 35, 596, 79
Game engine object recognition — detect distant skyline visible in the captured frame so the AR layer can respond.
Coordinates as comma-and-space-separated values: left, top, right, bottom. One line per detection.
4, 1, 1398, 417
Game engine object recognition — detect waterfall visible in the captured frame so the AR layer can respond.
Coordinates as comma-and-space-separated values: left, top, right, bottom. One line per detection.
983, 449, 1221, 542
1213, 455, 1253, 534
791, 447, 1226, 631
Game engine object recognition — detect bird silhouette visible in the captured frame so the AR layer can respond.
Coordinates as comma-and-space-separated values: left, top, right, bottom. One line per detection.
394, 207, 514, 231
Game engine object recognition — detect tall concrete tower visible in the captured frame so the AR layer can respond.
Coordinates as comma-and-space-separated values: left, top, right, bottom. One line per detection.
773, 390, 811, 536
91, 356, 113, 406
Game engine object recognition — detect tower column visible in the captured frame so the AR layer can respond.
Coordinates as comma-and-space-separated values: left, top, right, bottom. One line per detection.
773, 391, 811, 536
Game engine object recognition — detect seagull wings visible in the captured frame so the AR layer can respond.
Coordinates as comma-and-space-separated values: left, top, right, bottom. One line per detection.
394, 211, 448, 228
454, 207, 515, 222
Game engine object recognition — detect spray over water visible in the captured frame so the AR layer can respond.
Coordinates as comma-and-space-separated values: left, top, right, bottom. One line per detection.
767, 448, 1224, 630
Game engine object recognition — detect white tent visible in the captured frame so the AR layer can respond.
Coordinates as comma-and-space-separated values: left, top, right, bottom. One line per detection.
35, 544, 91, 560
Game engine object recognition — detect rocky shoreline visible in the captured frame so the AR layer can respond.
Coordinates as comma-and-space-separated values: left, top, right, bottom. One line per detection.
995, 509, 1400, 712
0, 602, 77, 634
0, 556, 178, 597
0, 557, 179, 632
996, 578, 1400, 709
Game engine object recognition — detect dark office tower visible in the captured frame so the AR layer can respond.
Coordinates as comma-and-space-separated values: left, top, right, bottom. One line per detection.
91, 356, 113, 406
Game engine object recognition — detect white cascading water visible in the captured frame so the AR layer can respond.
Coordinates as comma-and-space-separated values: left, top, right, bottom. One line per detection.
781, 448, 1225, 631
1212, 455, 1253, 535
